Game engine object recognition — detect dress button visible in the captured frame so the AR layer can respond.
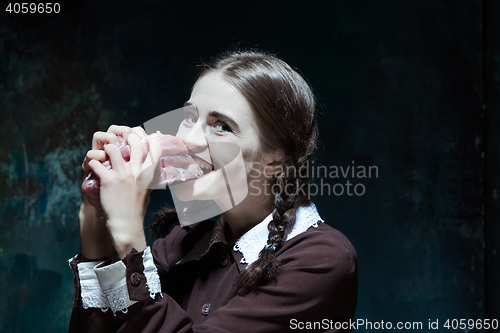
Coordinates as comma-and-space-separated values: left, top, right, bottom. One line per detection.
130, 272, 142, 286
221, 256, 229, 267
201, 303, 211, 315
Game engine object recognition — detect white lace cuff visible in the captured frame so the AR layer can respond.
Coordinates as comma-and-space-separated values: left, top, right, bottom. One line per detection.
77, 260, 110, 311
95, 260, 137, 314
143, 247, 162, 299
91, 247, 162, 313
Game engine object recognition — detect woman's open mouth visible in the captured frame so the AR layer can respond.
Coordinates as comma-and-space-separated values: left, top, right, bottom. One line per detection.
190, 154, 214, 178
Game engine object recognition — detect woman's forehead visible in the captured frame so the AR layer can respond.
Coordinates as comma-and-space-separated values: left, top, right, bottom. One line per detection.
189, 72, 253, 122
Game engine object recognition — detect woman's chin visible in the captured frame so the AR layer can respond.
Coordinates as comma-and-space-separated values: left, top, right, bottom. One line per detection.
170, 169, 223, 202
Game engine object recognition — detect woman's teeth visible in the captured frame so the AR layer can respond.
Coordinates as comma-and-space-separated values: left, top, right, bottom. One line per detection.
192, 156, 214, 174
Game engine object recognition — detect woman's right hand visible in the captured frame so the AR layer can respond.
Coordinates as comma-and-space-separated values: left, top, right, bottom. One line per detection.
87, 125, 159, 259
78, 125, 152, 261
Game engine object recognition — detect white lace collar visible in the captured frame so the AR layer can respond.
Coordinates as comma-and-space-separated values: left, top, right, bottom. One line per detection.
232, 203, 323, 265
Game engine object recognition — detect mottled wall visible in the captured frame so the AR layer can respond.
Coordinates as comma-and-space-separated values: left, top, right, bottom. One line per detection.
0, 1, 496, 332
485, 0, 500, 323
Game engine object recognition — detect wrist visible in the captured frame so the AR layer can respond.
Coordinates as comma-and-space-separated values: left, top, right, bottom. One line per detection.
113, 239, 147, 260
106, 218, 147, 259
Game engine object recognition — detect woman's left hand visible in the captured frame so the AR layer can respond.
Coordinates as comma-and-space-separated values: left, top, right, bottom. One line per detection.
88, 125, 162, 259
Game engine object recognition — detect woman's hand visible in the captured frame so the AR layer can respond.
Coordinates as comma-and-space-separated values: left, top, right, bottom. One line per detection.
78, 135, 115, 262
87, 125, 162, 259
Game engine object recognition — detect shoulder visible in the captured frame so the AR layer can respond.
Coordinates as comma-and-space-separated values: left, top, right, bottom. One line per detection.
271, 222, 358, 319
278, 222, 357, 279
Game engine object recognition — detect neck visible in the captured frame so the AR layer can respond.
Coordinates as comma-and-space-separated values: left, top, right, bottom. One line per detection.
221, 190, 273, 245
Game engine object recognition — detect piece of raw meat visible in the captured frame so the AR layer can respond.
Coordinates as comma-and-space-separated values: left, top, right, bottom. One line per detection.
81, 132, 205, 214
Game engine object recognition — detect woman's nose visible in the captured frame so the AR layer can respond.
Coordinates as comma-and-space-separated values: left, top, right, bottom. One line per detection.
182, 121, 207, 154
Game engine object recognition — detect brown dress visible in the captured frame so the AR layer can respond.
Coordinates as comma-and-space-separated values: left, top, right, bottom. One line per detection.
68, 205, 358, 332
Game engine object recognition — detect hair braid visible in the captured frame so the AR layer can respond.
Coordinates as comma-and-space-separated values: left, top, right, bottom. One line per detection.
235, 158, 311, 295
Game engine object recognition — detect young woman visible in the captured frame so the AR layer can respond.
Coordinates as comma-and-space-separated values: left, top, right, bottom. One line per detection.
69, 50, 358, 332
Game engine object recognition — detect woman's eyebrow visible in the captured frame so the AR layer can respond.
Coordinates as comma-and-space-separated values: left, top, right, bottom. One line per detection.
184, 102, 239, 131
208, 111, 240, 132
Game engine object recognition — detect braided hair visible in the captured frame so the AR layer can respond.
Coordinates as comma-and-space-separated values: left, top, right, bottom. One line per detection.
152, 49, 318, 294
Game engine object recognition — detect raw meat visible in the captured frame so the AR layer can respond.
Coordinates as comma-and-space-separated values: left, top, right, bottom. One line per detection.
81, 132, 204, 214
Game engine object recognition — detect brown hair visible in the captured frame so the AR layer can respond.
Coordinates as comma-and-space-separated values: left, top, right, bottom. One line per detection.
152, 49, 318, 294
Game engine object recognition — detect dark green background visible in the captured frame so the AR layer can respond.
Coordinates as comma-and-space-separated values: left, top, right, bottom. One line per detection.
0, 1, 498, 332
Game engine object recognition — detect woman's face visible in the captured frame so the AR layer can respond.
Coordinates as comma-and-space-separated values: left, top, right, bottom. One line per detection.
172, 71, 262, 205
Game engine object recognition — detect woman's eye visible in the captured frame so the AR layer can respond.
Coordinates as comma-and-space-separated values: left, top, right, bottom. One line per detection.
213, 121, 232, 133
